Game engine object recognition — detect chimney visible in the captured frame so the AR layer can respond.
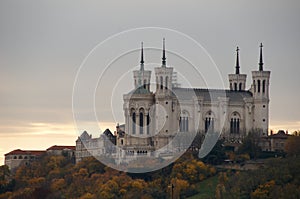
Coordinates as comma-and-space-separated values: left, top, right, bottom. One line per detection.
116, 123, 120, 133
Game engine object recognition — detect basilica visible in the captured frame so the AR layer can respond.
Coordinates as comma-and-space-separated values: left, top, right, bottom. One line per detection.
117, 40, 271, 157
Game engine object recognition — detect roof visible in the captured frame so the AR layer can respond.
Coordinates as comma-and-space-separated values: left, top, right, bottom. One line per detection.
46, 145, 75, 151
103, 128, 113, 136
172, 88, 253, 102
128, 87, 152, 95
5, 149, 46, 156
270, 130, 289, 138
79, 131, 91, 140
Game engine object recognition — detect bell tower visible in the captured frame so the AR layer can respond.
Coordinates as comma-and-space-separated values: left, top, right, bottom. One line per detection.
155, 38, 173, 95
228, 46, 247, 91
252, 43, 271, 135
133, 42, 151, 91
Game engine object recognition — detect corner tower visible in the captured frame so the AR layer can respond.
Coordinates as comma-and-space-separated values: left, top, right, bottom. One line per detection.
252, 43, 271, 135
228, 46, 247, 91
133, 42, 151, 91
155, 38, 173, 95
154, 39, 176, 147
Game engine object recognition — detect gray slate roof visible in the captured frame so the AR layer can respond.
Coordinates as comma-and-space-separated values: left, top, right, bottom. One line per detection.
172, 88, 253, 102
128, 87, 152, 95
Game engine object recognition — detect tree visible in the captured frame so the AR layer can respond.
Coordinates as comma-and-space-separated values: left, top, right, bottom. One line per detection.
238, 129, 262, 159
202, 139, 227, 164
285, 135, 300, 157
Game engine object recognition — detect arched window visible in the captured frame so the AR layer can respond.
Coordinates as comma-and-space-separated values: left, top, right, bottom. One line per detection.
239, 83, 242, 91
230, 83, 232, 90
262, 80, 266, 93
258, 80, 261, 93
179, 111, 189, 132
205, 111, 215, 133
160, 76, 163, 90
230, 112, 240, 134
143, 79, 147, 89
139, 109, 144, 134
234, 83, 237, 91
132, 112, 136, 134
253, 80, 256, 92
147, 113, 150, 135
165, 76, 168, 89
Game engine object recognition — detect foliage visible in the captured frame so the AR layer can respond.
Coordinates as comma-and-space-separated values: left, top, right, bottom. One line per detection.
285, 135, 300, 157
201, 139, 227, 165
216, 157, 300, 198
238, 129, 262, 159
0, 153, 217, 199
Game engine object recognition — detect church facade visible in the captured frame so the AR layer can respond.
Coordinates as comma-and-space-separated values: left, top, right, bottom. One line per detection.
118, 40, 271, 156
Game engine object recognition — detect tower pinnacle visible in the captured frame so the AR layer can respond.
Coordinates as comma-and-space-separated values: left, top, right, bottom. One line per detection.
259, 43, 264, 71
235, 46, 240, 74
140, 42, 144, 71
162, 38, 166, 67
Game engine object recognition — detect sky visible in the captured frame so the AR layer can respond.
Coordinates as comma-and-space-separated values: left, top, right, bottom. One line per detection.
0, 0, 300, 165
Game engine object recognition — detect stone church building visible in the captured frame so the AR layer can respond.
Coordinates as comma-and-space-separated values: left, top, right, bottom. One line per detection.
118, 40, 270, 156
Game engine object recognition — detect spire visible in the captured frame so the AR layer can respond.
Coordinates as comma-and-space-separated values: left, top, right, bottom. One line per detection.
140, 42, 144, 71
162, 38, 166, 67
235, 46, 240, 74
259, 43, 264, 71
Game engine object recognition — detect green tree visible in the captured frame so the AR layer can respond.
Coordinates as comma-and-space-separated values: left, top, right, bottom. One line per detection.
238, 129, 262, 159
285, 135, 300, 157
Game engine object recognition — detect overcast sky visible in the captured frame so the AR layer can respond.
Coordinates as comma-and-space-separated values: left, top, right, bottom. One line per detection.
0, 0, 299, 164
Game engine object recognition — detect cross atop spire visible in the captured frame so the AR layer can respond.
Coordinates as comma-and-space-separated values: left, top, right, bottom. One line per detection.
162, 38, 166, 67
140, 42, 144, 71
235, 46, 240, 74
259, 43, 264, 71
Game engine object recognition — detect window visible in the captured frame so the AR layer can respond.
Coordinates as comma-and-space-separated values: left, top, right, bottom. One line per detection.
230, 112, 240, 134
262, 80, 266, 93
132, 112, 136, 134
139, 109, 144, 134
143, 79, 147, 89
239, 83, 242, 91
179, 111, 189, 132
165, 76, 168, 89
230, 83, 232, 90
205, 117, 214, 132
205, 112, 214, 133
234, 83, 237, 91
147, 114, 150, 135
160, 76, 163, 89
258, 80, 261, 93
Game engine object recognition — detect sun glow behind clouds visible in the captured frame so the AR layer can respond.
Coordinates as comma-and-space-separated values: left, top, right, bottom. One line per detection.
0, 122, 77, 165
270, 120, 300, 134
0, 121, 119, 165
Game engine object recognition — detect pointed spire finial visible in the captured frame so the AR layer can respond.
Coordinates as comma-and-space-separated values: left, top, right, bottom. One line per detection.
259, 43, 264, 71
140, 42, 144, 71
162, 38, 166, 67
235, 46, 240, 74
